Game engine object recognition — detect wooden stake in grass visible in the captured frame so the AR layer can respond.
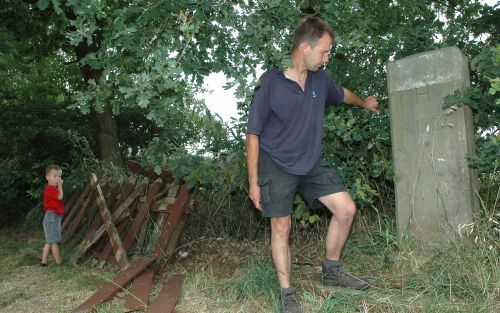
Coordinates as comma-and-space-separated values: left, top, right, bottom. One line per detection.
91, 173, 129, 270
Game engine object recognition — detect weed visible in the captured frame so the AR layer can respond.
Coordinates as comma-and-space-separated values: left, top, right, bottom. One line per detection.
3, 171, 497, 312
232, 259, 280, 304
186, 187, 266, 240
93, 298, 125, 313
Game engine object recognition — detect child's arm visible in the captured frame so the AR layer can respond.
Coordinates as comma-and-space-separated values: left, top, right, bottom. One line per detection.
57, 179, 64, 200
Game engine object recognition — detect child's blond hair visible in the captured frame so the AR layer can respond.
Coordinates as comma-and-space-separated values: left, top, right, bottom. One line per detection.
46, 164, 62, 175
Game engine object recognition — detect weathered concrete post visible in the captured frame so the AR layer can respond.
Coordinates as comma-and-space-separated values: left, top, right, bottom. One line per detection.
387, 46, 479, 254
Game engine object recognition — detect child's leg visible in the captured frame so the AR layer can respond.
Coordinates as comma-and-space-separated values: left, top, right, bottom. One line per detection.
51, 243, 61, 265
42, 211, 53, 265
41, 244, 50, 264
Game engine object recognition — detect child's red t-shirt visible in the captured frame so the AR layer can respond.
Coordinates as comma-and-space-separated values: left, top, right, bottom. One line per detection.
44, 185, 65, 215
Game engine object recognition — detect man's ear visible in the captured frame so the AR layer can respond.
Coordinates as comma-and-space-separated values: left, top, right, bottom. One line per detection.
300, 42, 311, 54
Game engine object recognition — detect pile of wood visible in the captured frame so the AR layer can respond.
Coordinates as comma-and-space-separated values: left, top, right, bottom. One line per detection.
73, 256, 184, 313
62, 160, 195, 313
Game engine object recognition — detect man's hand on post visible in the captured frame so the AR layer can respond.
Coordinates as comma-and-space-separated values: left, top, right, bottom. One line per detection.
363, 96, 379, 113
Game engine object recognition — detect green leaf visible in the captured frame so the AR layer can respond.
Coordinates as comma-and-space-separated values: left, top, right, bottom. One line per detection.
51, 0, 63, 15
137, 94, 150, 108
37, 0, 51, 10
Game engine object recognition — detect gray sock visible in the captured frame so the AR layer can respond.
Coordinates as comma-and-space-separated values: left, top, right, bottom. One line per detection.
324, 258, 341, 270
281, 287, 295, 295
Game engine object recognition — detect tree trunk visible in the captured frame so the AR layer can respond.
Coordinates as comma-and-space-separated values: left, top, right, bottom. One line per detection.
90, 108, 123, 166
72, 18, 124, 167
24, 0, 124, 166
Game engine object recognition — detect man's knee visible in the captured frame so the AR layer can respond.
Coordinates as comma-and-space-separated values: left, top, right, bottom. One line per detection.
271, 216, 291, 238
321, 193, 356, 224
337, 200, 356, 224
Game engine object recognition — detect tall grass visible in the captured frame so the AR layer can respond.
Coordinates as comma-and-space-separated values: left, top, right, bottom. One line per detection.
231, 259, 281, 311
186, 186, 267, 240
179, 172, 498, 312
9, 164, 497, 312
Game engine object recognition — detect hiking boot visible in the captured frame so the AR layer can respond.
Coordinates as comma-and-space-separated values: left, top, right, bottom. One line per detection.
322, 263, 370, 290
281, 290, 302, 313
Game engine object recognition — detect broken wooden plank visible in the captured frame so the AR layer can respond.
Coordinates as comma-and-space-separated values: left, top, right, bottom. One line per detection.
98, 182, 148, 260
85, 181, 122, 237
61, 189, 81, 220
92, 181, 122, 249
154, 184, 191, 258
146, 181, 180, 254
160, 170, 173, 184
72, 256, 156, 313
63, 189, 96, 243
127, 160, 146, 176
160, 195, 194, 261
123, 269, 155, 312
87, 181, 114, 233
71, 199, 132, 262
100, 196, 141, 262
91, 173, 129, 270
144, 169, 159, 180
146, 274, 184, 313
146, 180, 164, 208
92, 178, 135, 234
112, 177, 136, 214
122, 179, 163, 255
106, 180, 123, 211
73, 178, 147, 262
127, 159, 161, 180
99, 217, 131, 263
62, 182, 92, 231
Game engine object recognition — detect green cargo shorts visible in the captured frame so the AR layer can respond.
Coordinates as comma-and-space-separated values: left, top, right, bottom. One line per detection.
258, 150, 347, 217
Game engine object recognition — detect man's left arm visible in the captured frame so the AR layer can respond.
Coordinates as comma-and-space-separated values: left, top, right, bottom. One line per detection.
342, 87, 379, 113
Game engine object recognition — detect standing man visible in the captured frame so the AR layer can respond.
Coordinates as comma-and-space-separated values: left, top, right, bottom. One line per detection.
246, 16, 379, 313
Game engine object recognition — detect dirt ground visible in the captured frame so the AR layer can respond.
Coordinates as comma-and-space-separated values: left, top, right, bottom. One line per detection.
0, 264, 94, 313
0, 237, 269, 313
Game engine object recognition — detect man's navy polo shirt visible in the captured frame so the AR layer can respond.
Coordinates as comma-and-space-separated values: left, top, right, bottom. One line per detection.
246, 67, 344, 175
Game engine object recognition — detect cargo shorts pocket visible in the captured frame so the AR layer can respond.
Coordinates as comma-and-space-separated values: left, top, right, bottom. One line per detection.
326, 168, 343, 185
258, 177, 271, 205
318, 160, 342, 184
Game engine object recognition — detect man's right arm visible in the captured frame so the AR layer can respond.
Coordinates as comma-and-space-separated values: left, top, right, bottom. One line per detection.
245, 133, 261, 211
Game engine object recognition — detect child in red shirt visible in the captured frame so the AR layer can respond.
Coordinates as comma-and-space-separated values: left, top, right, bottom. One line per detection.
41, 165, 65, 266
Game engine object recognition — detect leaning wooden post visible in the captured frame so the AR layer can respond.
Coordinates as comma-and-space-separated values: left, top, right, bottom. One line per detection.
91, 173, 129, 270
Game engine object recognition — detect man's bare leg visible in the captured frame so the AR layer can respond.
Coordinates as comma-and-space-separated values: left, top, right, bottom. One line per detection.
319, 192, 356, 260
271, 215, 292, 288
318, 191, 369, 290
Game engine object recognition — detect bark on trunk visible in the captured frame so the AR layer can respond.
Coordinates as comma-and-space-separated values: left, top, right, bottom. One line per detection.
24, 0, 124, 166
75, 36, 124, 167
72, 16, 124, 167
90, 108, 123, 166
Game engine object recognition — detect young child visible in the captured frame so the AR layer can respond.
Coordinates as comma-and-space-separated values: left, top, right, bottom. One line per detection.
41, 164, 65, 266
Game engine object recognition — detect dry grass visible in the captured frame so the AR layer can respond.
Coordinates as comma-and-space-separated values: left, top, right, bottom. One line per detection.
0, 264, 93, 313
0, 210, 498, 313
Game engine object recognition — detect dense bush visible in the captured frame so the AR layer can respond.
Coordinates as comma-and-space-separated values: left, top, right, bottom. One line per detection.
1, 1, 497, 232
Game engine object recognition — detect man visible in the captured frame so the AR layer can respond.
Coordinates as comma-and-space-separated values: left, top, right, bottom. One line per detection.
245, 16, 379, 313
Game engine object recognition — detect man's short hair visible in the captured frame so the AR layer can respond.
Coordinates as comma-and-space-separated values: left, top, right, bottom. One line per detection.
292, 16, 335, 52
46, 164, 62, 175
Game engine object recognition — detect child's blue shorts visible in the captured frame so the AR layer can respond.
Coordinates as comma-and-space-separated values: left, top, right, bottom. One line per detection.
43, 211, 62, 244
